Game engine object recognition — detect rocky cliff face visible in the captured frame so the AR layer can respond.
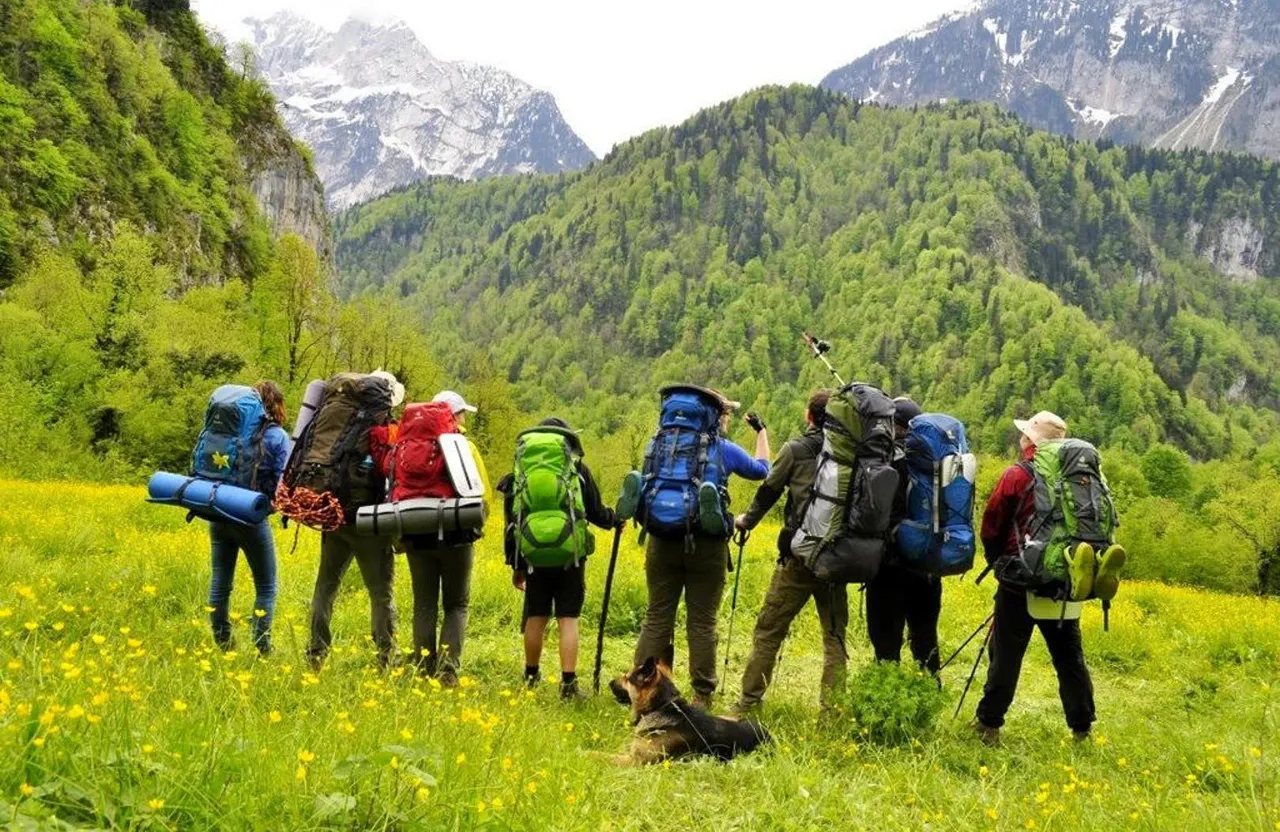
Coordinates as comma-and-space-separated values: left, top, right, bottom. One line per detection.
822, 0, 1280, 159
243, 13, 596, 210
249, 146, 332, 268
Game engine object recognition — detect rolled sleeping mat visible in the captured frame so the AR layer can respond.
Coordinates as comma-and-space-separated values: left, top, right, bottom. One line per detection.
291, 379, 328, 441
146, 471, 272, 526
356, 497, 487, 538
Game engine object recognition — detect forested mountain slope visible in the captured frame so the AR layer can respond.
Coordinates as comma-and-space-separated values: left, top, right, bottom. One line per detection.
0, 0, 440, 478
336, 85, 1280, 457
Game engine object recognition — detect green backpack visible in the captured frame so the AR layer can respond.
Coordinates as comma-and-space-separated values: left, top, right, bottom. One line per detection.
512, 427, 594, 568
1008, 438, 1119, 594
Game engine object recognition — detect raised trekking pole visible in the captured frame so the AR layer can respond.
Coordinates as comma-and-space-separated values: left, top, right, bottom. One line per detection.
721, 527, 751, 682
938, 612, 995, 673
802, 331, 846, 387
953, 619, 995, 719
592, 524, 625, 694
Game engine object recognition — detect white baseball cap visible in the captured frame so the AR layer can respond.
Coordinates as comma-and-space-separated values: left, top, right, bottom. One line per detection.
369, 370, 405, 407
432, 389, 477, 415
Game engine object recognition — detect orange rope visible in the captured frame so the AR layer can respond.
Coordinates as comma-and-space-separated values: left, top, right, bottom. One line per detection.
274, 482, 346, 532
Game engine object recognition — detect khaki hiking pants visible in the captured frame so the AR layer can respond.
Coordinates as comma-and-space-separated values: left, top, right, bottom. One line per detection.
634, 535, 729, 699
739, 557, 848, 708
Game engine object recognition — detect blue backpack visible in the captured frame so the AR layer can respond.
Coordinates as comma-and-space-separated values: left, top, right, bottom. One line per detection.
191, 385, 269, 490
637, 386, 731, 541
895, 413, 977, 576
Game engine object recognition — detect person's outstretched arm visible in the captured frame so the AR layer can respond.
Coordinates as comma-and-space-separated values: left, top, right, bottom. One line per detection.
754, 427, 771, 464
738, 441, 794, 530
577, 461, 617, 529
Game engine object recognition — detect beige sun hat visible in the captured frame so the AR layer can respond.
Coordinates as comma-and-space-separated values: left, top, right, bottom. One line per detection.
1014, 410, 1067, 445
708, 388, 741, 413
369, 370, 405, 408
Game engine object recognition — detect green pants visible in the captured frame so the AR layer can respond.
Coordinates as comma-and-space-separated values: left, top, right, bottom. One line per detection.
634, 535, 729, 698
739, 557, 849, 707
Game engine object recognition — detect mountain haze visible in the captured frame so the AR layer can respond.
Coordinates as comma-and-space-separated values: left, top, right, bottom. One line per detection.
335, 86, 1280, 458
821, 0, 1280, 161
243, 13, 596, 209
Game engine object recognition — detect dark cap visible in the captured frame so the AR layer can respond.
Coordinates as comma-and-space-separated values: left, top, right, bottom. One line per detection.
892, 397, 922, 428
539, 416, 571, 429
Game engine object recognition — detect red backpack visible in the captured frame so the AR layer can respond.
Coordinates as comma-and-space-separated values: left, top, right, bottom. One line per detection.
389, 402, 458, 502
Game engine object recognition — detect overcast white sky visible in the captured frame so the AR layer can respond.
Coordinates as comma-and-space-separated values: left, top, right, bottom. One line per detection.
192, 0, 967, 157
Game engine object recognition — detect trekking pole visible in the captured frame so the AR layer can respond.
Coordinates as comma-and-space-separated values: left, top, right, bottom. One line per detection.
953, 620, 995, 719
937, 612, 995, 673
593, 525, 625, 695
802, 331, 846, 387
721, 527, 750, 682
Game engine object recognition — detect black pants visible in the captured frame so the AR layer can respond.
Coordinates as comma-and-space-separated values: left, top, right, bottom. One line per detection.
865, 564, 942, 674
976, 587, 1095, 733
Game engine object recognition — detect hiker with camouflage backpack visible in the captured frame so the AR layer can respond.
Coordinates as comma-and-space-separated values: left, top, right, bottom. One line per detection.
973, 411, 1126, 745
497, 417, 619, 700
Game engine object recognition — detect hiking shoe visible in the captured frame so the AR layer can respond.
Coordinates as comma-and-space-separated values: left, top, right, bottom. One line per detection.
1073, 730, 1092, 743
730, 700, 760, 719
438, 668, 460, 689
1093, 544, 1127, 602
616, 471, 643, 524
560, 679, 588, 701
525, 672, 542, 689
696, 482, 726, 535
1065, 542, 1097, 602
973, 721, 1001, 747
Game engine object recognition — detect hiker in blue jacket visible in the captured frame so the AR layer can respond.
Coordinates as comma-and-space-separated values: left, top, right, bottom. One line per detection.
633, 389, 770, 710
207, 381, 291, 656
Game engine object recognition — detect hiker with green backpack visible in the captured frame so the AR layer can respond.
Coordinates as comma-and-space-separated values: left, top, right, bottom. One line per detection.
498, 417, 618, 699
973, 411, 1127, 745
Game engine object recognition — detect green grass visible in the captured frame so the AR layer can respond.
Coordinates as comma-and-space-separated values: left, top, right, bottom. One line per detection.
0, 479, 1277, 830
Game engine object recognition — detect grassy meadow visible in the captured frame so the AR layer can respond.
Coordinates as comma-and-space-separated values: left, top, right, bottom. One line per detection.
1, 479, 1278, 830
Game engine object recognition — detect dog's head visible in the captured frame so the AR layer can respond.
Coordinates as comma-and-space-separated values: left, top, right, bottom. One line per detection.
608, 656, 679, 721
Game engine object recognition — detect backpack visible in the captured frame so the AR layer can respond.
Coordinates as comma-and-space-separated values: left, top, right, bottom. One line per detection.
895, 413, 977, 576
637, 385, 731, 542
790, 383, 899, 584
1000, 438, 1119, 596
511, 426, 593, 568
279, 373, 393, 529
388, 402, 458, 502
191, 385, 269, 490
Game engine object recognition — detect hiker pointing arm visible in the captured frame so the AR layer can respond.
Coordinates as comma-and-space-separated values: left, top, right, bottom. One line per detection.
735, 441, 795, 532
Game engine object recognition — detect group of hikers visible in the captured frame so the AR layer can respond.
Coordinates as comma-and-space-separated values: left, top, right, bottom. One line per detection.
164, 357, 1126, 744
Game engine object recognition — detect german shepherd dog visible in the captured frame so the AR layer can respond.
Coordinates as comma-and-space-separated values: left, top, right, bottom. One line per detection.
602, 656, 771, 765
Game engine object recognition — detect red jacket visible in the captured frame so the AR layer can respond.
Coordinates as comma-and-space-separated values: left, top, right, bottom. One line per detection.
980, 445, 1037, 565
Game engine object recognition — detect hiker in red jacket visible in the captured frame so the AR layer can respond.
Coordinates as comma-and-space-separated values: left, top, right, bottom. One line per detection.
973, 411, 1095, 746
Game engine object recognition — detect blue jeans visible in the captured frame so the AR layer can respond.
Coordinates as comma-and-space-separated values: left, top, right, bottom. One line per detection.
209, 519, 278, 653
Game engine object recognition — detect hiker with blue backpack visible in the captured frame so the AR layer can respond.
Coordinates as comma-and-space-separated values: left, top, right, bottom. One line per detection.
628, 386, 770, 709
498, 417, 619, 700
197, 382, 291, 656
973, 411, 1126, 745
866, 397, 977, 675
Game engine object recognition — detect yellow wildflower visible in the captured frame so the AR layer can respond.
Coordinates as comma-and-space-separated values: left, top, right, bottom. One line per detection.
172, 699, 188, 712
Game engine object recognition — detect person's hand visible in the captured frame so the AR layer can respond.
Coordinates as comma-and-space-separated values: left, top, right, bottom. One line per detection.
512, 570, 526, 591
746, 412, 766, 432
734, 513, 749, 531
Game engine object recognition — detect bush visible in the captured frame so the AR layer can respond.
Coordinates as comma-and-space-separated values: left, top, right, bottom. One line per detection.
830, 661, 946, 746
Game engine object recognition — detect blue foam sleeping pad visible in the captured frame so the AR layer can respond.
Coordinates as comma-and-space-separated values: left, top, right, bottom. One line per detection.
146, 471, 272, 526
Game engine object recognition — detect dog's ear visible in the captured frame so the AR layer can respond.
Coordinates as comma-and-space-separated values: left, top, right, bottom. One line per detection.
655, 655, 672, 677
635, 656, 658, 682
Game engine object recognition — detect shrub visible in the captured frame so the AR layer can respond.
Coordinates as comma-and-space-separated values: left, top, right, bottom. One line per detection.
830, 661, 946, 746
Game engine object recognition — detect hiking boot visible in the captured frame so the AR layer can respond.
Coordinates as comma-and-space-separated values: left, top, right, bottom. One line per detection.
524, 671, 542, 689
973, 721, 1001, 747
1093, 544, 1127, 602
1064, 542, 1097, 602
691, 693, 715, 711
1073, 730, 1092, 743
617, 470, 643, 524
560, 679, 588, 701
438, 668, 460, 689
696, 482, 727, 535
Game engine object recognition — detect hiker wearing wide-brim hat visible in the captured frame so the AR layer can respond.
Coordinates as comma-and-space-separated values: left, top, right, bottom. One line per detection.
972, 409, 1095, 746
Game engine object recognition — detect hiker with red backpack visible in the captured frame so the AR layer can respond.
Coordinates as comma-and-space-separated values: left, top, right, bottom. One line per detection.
628, 386, 770, 710
497, 417, 619, 699
195, 381, 291, 656
973, 411, 1126, 745
378, 390, 489, 686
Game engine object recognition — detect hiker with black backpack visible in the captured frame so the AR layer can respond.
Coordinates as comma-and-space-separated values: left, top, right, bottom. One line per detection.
497, 417, 618, 700
731, 390, 850, 713
972, 411, 1125, 745
199, 381, 291, 656
629, 386, 770, 710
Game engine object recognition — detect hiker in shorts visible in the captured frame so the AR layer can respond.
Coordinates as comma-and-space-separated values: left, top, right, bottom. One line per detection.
632, 388, 770, 710
497, 417, 619, 700
732, 390, 848, 713
974, 411, 1093, 744
306, 371, 403, 671
866, 397, 942, 675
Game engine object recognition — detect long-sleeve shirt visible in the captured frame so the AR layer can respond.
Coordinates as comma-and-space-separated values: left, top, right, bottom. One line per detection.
717, 437, 770, 482
256, 424, 291, 497
739, 428, 823, 531
980, 445, 1038, 567
497, 459, 615, 569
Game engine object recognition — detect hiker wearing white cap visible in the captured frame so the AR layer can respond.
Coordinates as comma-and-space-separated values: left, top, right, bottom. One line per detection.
396, 389, 489, 687
973, 410, 1095, 746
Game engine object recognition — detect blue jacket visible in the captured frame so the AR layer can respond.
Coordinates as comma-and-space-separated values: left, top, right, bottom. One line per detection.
717, 437, 769, 481
256, 425, 291, 497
